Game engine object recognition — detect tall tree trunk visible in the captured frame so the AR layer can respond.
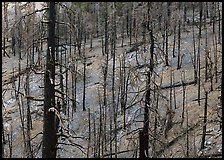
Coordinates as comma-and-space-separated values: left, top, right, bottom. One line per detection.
152, 80, 159, 158
169, 68, 173, 113
25, 43, 33, 157
192, 3, 197, 84
103, 2, 109, 153
120, 51, 126, 129
165, 2, 171, 66
172, 21, 176, 58
87, 108, 91, 158
186, 107, 189, 157
93, 116, 96, 157
129, 3, 133, 46
65, 22, 70, 131
18, 94, 26, 157
173, 70, 177, 109
121, 15, 125, 47
212, 2, 216, 34
25, 72, 33, 158
197, 2, 203, 106
141, 26, 154, 158
111, 2, 117, 157
165, 24, 169, 66
213, 25, 218, 83
218, 3, 221, 44
3, 2, 9, 42
83, 28, 86, 111
177, 2, 181, 69
3, 2, 8, 57
200, 92, 208, 149
42, 2, 57, 158
2, 114, 6, 157
181, 70, 186, 126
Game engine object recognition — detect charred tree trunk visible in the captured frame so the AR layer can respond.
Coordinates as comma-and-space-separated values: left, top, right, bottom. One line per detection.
121, 15, 125, 47
213, 25, 218, 83
140, 26, 154, 158
172, 21, 176, 58
186, 107, 189, 157
197, 2, 203, 106
165, 2, 171, 66
93, 116, 96, 157
200, 92, 208, 150
25, 70, 33, 158
111, 2, 117, 157
205, 24, 208, 82
181, 70, 186, 126
83, 32, 86, 112
42, 2, 57, 158
139, 130, 148, 158
173, 70, 177, 109
120, 51, 126, 129
177, 3, 181, 69
103, 2, 109, 154
192, 3, 197, 84
87, 108, 91, 158
129, 3, 133, 46
218, 4, 221, 44
3, 2, 9, 42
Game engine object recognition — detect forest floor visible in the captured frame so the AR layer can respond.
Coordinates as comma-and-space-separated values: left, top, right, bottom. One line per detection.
2, 16, 222, 158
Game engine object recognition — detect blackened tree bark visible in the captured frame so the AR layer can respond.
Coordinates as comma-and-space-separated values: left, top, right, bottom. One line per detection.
213, 24, 218, 84
186, 107, 189, 157
140, 26, 154, 158
197, 2, 203, 106
4, 2, 9, 42
183, 3, 187, 30
87, 108, 91, 158
222, 43, 224, 110
218, 3, 221, 44
3, 2, 9, 57
205, 23, 208, 82
212, 2, 216, 34
200, 91, 208, 150
169, 68, 173, 112
139, 130, 147, 158
42, 2, 57, 158
120, 51, 126, 129
129, 3, 133, 46
77, 3, 83, 57
126, 5, 129, 37
173, 70, 177, 109
121, 13, 125, 47
111, 2, 117, 157
177, 2, 181, 69
2, 110, 6, 157
172, 21, 176, 58
25, 70, 33, 158
71, 59, 76, 114
181, 70, 186, 126
83, 31, 86, 112
103, 2, 109, 154
97, 87, 103, 157
165, 2, 171, 66
192, 3, 197, 84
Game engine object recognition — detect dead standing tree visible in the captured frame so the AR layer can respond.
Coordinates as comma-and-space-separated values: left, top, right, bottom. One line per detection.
140, 18, 154, 157
42, 2, 57, 158
197, 2, 203, 106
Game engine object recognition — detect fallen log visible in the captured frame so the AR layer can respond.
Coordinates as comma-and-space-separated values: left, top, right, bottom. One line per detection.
156, 121, 200, 157
160, 80, 196, 89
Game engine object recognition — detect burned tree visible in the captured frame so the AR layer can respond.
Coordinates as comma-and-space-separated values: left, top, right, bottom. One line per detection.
42, 2, 57, 158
